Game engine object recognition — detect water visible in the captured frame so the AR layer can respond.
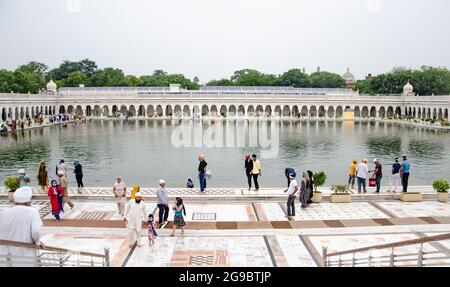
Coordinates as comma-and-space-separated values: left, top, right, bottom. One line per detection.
1, 119, 449, 188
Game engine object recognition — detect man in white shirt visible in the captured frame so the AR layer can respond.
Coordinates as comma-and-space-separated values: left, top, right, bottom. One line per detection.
356, 159, 369, 193
124, 192, 147, 248
0, 186, 44, 267
284, 172, 299, 218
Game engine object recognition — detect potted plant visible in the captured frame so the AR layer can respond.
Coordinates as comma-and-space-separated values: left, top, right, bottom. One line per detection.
312, 171, 327, 203
4, 177, 20, 202
433, 179, 449, 203
330, 184, 352, 203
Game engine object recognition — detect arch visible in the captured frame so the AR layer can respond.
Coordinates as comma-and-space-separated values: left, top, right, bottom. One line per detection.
444, 108, 449, 120
247, 105, 255, 116
370, 106, 377, 118
1, 107, 6, 121
336, 106, 343, 118
93, 105, 101, 117
68, 105, 74, 114
220, 105, 227, 116
119, 105, 127, 116
282, 105, 290, 117
183, 105, 190, 116
44, 106, 48, 116
85, 105, 92, 116
147, 105, 154, 117
211, 105, 218, 116
344, 106, 351, 112
354, 106, 361, 117
173, 105, 182, 117
129, 105, 136, 117
387, 106, 394, 118
102, 105, 109, 117
327, 106, 335, 118
165, 105, 172, 116
418, 108, 422, 119
426, 108, 431, 119
361, 106, 369, 118
318, 106, 325, 118
59, 105, 66, 114
309, 106, 317, 117
201, 105, 209, 116
238, 105, 245, 116
437, 108, 442, 120
413, 107, 416, 118
265, 105, 272, 117
156, 105, 163, 116
138, 105, 145, 117
379, 107, 386, 118
256, 105, 264, 116
228, 105, 236, 116
274, 105, 282, 117
19, 107, 25, 119
395, 106, 402, 118
292, 105, 299, 117
301, 106, 308, 117
193, 105, 200, 116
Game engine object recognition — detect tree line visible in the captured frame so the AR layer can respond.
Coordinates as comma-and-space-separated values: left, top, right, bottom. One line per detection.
0, 59, 449, 95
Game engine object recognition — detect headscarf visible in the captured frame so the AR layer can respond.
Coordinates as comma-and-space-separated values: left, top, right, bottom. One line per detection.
37, 160, 48, 186
130, 185, 140, 199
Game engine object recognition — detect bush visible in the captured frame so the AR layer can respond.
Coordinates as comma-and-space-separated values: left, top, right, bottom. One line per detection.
4, 177, 20, 192
313, 171, 327, 192
432, 180, 450, 193
331, 184, 349, 194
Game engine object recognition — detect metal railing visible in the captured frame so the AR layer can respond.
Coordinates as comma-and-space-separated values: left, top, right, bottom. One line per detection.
322, 233, 450, 267
0, 239, 110, 267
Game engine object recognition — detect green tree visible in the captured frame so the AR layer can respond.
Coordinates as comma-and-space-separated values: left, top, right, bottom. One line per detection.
276, 69, 310, 87
16, 61, 48, 75
65, 71, 86, 87
309, 71, 346, 88
231, 69, 277, 86
89, 68, 125, 87
205, 79, 233, 86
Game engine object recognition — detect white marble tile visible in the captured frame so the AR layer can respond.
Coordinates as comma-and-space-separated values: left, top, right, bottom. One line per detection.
276, 235, 316, 266
378, 201, 450, 218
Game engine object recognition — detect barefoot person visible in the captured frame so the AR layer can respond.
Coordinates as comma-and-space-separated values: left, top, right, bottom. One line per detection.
124, 192, 146, 248
251, 154, 261, 191
170, 197, 186, 236
284, 172, 298, 218
37, 160, 48, 193
147, 214, 158, 246
198, 155, 207, 193
58, 171, 74, 209
113, 176, 127, 216
48, 180, 64, 221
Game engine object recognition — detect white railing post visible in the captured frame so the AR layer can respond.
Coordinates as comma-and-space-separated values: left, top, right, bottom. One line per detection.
368, 249, 373, 267
390, 247, 395, 267
322, 246, 328, 267
418, 244, 424, 267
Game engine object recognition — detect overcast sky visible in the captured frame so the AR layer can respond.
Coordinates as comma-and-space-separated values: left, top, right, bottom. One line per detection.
0, 0, 449, 82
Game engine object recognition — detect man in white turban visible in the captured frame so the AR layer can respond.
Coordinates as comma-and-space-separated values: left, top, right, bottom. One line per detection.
0, 186, 44, 266
124, 192, 146, 248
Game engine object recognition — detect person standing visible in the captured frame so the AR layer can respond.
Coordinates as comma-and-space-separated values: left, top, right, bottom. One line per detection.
401, 156, 411, 193
48, 180, 64, 221
18, 169, 30, 187
283, 172, 298, 218
124, 192, 147, 248
356, 159, 369, 193
156, 179, 169, 226
285, 167, 295, 188
113, 177, 127, 216
348, 159, 357, 190
307, 170, 314, 204
74, 160, 83, 193
37, 160, 48, 193
130, 185, 140, 200
56, 159, 67, 177
372, 158, 383, 193
170, 197, 186, 237
244, 154, 254, 190
0, 186, 44, 267
198, 155, 207, 193
251, 154, 261, 191
58, 171, 74, 209
299, 172, 311, 208
388, 158, 402, 193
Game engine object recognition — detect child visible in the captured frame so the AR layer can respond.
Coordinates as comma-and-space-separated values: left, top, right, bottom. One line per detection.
186, 178, 194, 188
170, 197, 186, 237
147, 214, 158, 245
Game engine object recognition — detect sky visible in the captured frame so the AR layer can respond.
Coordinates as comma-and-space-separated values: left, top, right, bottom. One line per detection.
0, 0, 449, 82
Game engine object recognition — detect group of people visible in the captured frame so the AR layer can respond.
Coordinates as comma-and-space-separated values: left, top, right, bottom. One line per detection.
284, 169, 315, 218
348, 156, 411, 193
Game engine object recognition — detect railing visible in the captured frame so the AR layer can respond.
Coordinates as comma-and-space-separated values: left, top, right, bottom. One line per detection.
0, 239, 110, 267
322, 233, 450, 267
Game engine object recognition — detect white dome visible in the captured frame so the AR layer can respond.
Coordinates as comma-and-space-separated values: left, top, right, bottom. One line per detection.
403, 81, 413, 94
343, 67, 355, 81
46, 80, 57, 92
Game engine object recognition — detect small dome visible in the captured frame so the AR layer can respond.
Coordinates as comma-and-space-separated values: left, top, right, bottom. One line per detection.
403, 81, 413, 94
343, 67, 355, 81
46, 80, 57, 92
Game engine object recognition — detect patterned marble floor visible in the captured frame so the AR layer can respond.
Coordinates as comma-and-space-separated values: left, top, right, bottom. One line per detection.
376, 202, 450, 218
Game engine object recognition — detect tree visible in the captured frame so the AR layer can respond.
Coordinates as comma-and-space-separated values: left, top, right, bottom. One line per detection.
309, 71, 346, 88
89, 68, 125, 87
276, 69, 310, 87
65, 71, 86, 87
231, 69, 277, 86
48, 59, 97, 81
17, 61, 48, 75
205, 79, 233, 86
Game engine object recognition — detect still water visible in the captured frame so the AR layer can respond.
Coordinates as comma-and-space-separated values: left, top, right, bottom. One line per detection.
1, 119, 449, 188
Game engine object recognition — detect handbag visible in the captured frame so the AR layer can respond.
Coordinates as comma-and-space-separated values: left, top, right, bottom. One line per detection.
368, 177, 376, 187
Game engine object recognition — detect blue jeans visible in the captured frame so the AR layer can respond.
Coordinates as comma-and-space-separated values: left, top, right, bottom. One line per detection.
357, 177, 367, 193
375, 175, 382, 193
199, 172, 206, 192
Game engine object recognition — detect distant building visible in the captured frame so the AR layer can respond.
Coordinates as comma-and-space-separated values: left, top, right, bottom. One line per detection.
342, 67, 355, 88
365, 73, 374, 80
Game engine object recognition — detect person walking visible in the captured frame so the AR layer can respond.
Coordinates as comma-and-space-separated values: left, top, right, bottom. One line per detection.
348, 159, 357, 190
198, 155, 207, 193
401, 156, 411, 193
130, 185, 140, 200
285, 167, 295, 188
372, 158, 383, 193
156, 179, 169, 227
251, 154, 261, 191
284, 172, 298, 218
124, 192, 146, 248
170, 197, 186, 237
74, 160, 83, 193
37, 160, 48, 193
299, 172, 311, 208
244, 154, 254, 190
356, 159, 369, 193
58, 170, 74, 209
113, 176, 127, 216
0, 186, 44, 267
48, 180, 64, 221
388, 158, 402, 193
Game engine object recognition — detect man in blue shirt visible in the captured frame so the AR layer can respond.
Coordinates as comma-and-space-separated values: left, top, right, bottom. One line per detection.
401, 156, 411, 192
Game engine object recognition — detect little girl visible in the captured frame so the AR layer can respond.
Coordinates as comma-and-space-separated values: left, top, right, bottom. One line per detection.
147, 214, 158, 246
